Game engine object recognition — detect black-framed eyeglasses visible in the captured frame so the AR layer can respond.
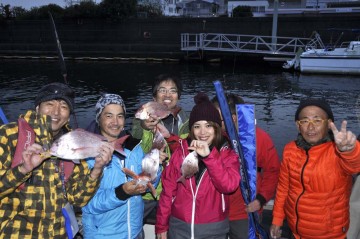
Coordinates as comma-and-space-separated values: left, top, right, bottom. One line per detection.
157, 88, 178, 95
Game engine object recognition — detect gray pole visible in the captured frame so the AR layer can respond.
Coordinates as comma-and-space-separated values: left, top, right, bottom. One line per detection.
271, 0, 279, 52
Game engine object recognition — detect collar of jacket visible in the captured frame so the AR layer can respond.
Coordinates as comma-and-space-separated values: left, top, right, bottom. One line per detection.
170, 105, 182, 118
295, 131, 334, 151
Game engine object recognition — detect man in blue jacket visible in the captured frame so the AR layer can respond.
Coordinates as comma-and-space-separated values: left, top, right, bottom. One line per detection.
82, 94, 163, 239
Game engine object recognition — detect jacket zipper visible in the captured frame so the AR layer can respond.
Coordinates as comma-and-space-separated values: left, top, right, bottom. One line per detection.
190, 168, 206, 239
295, 150, 309, 238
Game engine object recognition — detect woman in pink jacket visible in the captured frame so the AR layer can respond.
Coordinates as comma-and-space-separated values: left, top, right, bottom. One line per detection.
155, 92, 241, 239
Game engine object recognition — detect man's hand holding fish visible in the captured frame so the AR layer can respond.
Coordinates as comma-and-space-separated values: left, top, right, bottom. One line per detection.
122, 180, 148, 196
140, 115, 160, 131
91, 143, 114, 179
19, 143, 49, 174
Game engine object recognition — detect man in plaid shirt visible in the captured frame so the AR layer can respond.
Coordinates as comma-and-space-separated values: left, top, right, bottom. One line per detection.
0, 82, 112, 238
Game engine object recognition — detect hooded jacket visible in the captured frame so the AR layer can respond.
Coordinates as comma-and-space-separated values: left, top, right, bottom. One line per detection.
155, 138, 240, 238
82, 122, 161, 239
272, 136, 360, 239
132, 107, 189, 201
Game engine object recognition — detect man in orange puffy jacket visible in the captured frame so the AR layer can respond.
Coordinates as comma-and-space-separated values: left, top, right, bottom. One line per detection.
270, 98, 360, 239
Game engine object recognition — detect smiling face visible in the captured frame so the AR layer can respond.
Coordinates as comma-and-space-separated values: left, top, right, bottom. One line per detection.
296, 105, 331, 145
153, 80, 179, 110
192, 120, 215, 145
36, 99, 71, 136
98, 104, 125, 142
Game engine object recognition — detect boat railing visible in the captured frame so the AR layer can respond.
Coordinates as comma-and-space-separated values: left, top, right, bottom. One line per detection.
304, 31, 325, 50
181, 33, 312, 56
340, 41, 352, 48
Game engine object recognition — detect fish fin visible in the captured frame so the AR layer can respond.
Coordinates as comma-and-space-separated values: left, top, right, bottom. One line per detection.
73, 128, 87, 132
114, 148, 127, 157
122, 168, 139, 179
147, 182, 157, 198
156, 124, 170, 139
40, 151, 51, 159
152, 130, 166, 150
74, 128, 108, 141
113, 135, 129, 156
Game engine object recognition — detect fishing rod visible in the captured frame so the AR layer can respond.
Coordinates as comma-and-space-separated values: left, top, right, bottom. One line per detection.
0, 106, 9, 124
48, 11, 68, 84
48, 12, 78, 128
214, 81, 268, 239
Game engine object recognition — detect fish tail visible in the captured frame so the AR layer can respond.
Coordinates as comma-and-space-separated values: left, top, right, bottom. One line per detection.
148, 183, 157, 198
122, 168, 138, 179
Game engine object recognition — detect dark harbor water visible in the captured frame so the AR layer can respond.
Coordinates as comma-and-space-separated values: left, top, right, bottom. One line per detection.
1, 59, 359, 155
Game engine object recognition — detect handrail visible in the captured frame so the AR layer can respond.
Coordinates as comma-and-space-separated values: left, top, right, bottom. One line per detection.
181, 33, 312, 56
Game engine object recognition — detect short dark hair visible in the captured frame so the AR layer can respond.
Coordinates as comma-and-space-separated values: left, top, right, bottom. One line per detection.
211, 93, 245, 115
152, 74, 183, 99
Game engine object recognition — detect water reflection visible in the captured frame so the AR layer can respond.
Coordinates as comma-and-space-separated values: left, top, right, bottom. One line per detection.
1, 60, 359, 155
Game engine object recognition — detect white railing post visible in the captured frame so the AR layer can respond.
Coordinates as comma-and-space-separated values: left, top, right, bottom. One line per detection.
271, 0, 279, 52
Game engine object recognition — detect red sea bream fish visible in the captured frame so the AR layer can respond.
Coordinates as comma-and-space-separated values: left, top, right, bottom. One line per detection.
48, 129, 126, 163
135, 101, 171, 120
177, 151, 199, 184
121, 125, 168, 197
122, 148, 160, 197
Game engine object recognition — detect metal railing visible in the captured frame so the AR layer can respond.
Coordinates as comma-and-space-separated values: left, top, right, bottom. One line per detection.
181, 33, 312, 56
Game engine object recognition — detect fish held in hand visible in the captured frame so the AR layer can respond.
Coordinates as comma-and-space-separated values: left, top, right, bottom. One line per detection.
122, 148, 160, 198
49, 129, 126, 163
155, 123, 170, 139
142, 148, 160, 181
135, 101, 171, 120
152, 126, 169, 150
177, 151, 199, 184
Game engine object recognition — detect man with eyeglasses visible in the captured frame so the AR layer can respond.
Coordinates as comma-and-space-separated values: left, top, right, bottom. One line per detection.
132, 74, 189, 142
270, 98, 360, 239
131, 74, 190, 236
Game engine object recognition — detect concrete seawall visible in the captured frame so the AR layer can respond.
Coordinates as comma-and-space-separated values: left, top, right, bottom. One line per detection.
0, 14, 359, 61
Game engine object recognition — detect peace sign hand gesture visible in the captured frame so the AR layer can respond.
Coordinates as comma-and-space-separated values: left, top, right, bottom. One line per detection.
330, 120, 357, 152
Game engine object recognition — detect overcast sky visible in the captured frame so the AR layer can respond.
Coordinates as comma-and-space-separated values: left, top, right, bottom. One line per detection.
0, 0, 100, 10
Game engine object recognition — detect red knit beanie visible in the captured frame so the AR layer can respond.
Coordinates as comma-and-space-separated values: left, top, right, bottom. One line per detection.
189, 92, 222, 129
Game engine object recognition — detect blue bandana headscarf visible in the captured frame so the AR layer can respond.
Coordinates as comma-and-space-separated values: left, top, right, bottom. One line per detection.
95, 94, 126, 123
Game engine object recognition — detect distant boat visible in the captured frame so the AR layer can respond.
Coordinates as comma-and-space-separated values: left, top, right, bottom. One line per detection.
299, 41, 360, 75
283, 31, 360, 75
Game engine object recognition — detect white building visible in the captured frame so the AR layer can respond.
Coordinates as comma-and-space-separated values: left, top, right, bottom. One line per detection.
148, 0, 227, 16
